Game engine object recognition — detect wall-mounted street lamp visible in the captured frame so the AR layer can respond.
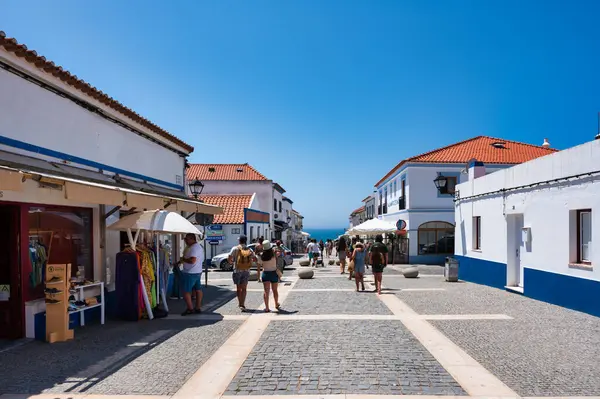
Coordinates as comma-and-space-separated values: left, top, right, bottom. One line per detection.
188, 179, 204, 199
433, 173, 449, 194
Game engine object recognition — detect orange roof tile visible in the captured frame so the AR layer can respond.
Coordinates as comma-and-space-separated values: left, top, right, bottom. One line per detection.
375, 135, 558, 187
350, 206, 366, 215
198, 194, 253, 224
187, 163, 268, 181
0, 32, 193, 153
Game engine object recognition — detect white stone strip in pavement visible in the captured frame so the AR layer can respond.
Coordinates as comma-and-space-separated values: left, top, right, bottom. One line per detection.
272, 313, 512, 321
173, 277, 299, 399
378, 293, 517, 397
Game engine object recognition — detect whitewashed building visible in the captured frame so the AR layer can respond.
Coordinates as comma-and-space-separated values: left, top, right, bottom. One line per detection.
187, 164, 273, 240
282, 196, 294, 248
363, 193, 377, 221
454, 138, 599, 316
374, 136, 556, 264
291, 209, 305, 253
0, 32, 221, 339
349, 206, 366, 229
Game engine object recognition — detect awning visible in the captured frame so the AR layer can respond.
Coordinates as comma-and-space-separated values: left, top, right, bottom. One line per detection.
0, 165, 223, 215
0, 168, 24, 192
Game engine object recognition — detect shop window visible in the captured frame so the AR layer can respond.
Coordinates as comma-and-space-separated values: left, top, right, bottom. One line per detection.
578, 210, 592, 263
473, 216, 481, 250
28, 206, 93, 293
417, 221, 454, 255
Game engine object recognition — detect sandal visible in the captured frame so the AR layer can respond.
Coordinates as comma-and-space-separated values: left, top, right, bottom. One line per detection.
276, 303, 281, 310
265, 309, 271, 313
194, 308, 202, 314
181, 309, 194, 316
239, 305, 246, 312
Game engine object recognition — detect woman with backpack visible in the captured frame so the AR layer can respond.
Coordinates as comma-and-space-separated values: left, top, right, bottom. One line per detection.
258, 240, 281, 312
336, 238, 348, 274
369, 234, 389, 295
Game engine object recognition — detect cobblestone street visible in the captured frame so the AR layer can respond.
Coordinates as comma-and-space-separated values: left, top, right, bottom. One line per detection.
2, 261, 600, 399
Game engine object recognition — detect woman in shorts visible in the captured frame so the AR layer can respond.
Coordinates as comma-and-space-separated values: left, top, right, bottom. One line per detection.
337, 238, 347, 274
350, 242, 366, 291
259, 240, 281, 312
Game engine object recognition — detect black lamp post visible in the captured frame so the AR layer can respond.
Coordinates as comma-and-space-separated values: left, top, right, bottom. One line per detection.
188, 179, 204, 199
433, 174, 448, 194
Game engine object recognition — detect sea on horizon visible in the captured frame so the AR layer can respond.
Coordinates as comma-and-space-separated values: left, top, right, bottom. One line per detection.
303, 228, 346, 242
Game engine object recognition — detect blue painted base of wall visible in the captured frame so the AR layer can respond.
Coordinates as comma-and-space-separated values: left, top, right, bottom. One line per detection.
455, 255, 506, 289
409, 254, 446, 265
525, 268, 600, 318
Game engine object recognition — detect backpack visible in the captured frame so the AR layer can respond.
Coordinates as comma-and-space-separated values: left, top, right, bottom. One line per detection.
236, 246, 253, 270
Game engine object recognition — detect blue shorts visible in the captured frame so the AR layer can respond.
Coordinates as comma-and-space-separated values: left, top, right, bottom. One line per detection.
182, 273, 202, 293
261, 270, 279, 283
308, 253, 314, 259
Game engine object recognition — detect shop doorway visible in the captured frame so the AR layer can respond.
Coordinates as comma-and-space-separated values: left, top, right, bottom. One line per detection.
506, 213, 524, 290
0, 205, 22, 339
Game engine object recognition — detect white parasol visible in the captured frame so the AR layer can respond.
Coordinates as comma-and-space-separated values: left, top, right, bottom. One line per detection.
347, 218, 397, 236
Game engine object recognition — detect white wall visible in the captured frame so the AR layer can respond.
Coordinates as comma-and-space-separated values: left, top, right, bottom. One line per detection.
0, 68, 185, 188
455, 139, 600, 282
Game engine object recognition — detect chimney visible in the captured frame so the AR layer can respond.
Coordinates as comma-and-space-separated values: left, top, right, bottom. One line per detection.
468, 160, 486, 181
542, 138, 550, 148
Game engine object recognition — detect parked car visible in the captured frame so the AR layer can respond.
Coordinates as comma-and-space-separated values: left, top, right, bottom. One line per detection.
211, 244, 259, 271
278, 245, 294, 267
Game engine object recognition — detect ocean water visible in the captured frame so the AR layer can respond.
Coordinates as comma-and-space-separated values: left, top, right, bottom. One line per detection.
303, 228, 347, 242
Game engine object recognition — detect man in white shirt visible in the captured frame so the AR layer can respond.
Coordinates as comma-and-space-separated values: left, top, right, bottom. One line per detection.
177, 233, 204, 315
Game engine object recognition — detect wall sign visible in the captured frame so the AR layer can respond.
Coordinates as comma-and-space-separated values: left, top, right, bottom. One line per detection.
206, 224, 224, 238
396, 219, 407, 230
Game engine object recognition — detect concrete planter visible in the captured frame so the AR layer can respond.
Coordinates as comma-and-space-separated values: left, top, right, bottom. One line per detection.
298, 269, 314, 279
402, 267, 419, 278
299, 260, 310, 267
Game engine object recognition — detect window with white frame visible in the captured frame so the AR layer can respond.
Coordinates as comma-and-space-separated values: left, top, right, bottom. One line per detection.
578, 209, 592, 263
393, 180, 397, 196
473, 216, 481, 250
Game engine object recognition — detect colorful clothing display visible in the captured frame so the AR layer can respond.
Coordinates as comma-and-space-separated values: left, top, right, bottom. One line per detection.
29, 243, 47, 288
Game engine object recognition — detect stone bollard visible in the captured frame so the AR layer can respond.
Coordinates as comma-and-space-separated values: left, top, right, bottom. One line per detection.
299, 260, 310, 267
335, 260, 341, 266
298, 269, 314, 279
328, 260, 335, 265
402, 267, 419, 278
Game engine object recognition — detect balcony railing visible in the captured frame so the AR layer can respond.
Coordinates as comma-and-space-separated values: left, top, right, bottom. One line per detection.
399, 197, 406, 210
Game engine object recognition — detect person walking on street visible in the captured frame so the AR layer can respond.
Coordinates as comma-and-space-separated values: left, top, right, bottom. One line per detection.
258, 240, 281, 312
178, 233, 204, 315
319, 240, 325, 257
310, 239, 320, 266
369, 234, 389, 295
228, 235, 256, 311
350, 242, 367, 291
337, 238, 348, 274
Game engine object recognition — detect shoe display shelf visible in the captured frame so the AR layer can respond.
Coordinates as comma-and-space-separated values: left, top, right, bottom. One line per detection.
69, 281, 105, 326
45, 263, 74, 343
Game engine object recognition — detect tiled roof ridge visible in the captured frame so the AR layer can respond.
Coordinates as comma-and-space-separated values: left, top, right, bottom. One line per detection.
409, 135, 556, 162
188, 163, 269, 181
351, 205, 366, 215
375, 135, 558, 186
0, 31, 193, 153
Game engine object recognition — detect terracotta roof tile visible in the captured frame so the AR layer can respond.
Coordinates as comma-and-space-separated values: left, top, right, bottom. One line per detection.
187, 163, 268, 181
198, 194, 253, 224
0, 31, 193, 153
375, 135, 558, 187
350, 206, 366, 215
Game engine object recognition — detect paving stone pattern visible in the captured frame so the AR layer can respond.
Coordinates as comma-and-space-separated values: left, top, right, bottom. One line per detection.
282, 291, 393, 315
433, 316, 600, 396
225, 320, 465, 395
0, 319, 242, 395
294, 276, 359, 289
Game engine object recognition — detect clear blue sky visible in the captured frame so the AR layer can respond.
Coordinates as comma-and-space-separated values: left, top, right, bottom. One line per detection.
2, 0, 599, 228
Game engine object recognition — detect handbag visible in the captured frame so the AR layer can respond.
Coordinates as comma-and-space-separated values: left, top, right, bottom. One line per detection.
348, 259, 355, 273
